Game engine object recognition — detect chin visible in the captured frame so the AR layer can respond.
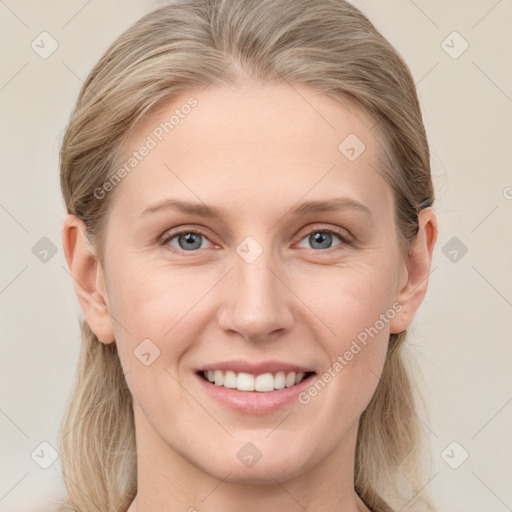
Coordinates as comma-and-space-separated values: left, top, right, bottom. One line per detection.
194, 446, 316, 485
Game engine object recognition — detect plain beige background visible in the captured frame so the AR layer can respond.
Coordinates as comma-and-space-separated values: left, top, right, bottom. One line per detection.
1, 1, 511, 511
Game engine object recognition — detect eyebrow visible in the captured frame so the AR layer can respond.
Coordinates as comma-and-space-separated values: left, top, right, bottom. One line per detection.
140, 197, 372, 220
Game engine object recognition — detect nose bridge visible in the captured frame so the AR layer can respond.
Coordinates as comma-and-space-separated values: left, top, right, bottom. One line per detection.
218, 235, 293, 341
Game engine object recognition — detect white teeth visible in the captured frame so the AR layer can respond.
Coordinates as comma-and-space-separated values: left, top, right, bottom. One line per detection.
274, 371, 286, 389
202, 369, 309, 392
237, 372, 255, 391
223, 370, 237, 388
285, 372, 296, 387
255, 373, 274, 392
214, 370, 224, 386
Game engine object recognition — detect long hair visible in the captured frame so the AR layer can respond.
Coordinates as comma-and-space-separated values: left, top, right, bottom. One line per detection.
57, 1, 436, 510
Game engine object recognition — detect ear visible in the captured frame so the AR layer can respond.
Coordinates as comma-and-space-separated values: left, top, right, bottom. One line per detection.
61, 213, 115, 344
389, 207, 438, 334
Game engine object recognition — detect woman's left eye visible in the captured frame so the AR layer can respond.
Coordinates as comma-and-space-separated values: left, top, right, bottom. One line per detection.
297, 228, 348, 251
160, 227, 350, 253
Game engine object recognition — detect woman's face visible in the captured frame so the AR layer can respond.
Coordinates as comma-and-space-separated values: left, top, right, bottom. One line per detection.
81, 82, 425, 487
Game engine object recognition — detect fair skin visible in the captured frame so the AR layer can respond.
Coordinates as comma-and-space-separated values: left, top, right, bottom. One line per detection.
62, 81, 437, 512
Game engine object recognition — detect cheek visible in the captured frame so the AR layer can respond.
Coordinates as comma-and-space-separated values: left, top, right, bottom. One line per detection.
294, 267, 395, 426
294, 258, 399, 338
294, 261, 396, 399
107, 260, 213, 363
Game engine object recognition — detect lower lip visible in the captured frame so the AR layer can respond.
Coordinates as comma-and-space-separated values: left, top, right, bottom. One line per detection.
195, 372, 316, 415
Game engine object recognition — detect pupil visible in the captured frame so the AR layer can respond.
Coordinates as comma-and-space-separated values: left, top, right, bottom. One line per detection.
311, 232, 331, 249
180, 233, 201, 250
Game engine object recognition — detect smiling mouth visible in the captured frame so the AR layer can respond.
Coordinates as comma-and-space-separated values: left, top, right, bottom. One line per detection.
196, 369, 316, 392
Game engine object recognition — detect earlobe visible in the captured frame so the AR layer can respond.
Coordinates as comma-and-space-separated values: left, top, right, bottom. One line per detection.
389, 208, 438, 334
61, 214, 115, 344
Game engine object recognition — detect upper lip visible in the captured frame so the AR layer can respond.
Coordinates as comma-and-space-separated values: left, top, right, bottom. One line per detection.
198, 359, 315, 375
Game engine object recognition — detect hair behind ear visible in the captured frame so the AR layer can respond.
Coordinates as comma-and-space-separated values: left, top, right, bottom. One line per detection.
355, 331, 436, 512
56, 319, 136, 512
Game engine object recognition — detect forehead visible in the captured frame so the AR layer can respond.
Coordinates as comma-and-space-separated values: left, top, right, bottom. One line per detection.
111, 81, 393, 221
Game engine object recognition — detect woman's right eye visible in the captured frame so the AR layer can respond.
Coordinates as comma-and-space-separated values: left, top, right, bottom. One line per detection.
161, 230, 213, 252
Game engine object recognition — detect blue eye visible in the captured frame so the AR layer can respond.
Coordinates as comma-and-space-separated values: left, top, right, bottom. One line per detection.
297, 228, 346, 250
163, 231, 212, 251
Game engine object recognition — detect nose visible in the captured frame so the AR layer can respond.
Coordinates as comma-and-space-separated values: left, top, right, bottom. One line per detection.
216, 244, 295, 343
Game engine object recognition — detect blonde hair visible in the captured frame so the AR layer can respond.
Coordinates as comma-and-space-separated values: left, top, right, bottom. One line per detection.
57, 1, 436, 511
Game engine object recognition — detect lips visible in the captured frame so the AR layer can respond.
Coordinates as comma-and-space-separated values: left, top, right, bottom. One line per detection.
195, 364, 317, 414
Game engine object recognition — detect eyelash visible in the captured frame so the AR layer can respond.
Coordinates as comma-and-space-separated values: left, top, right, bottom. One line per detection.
158, 226, 353, 255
